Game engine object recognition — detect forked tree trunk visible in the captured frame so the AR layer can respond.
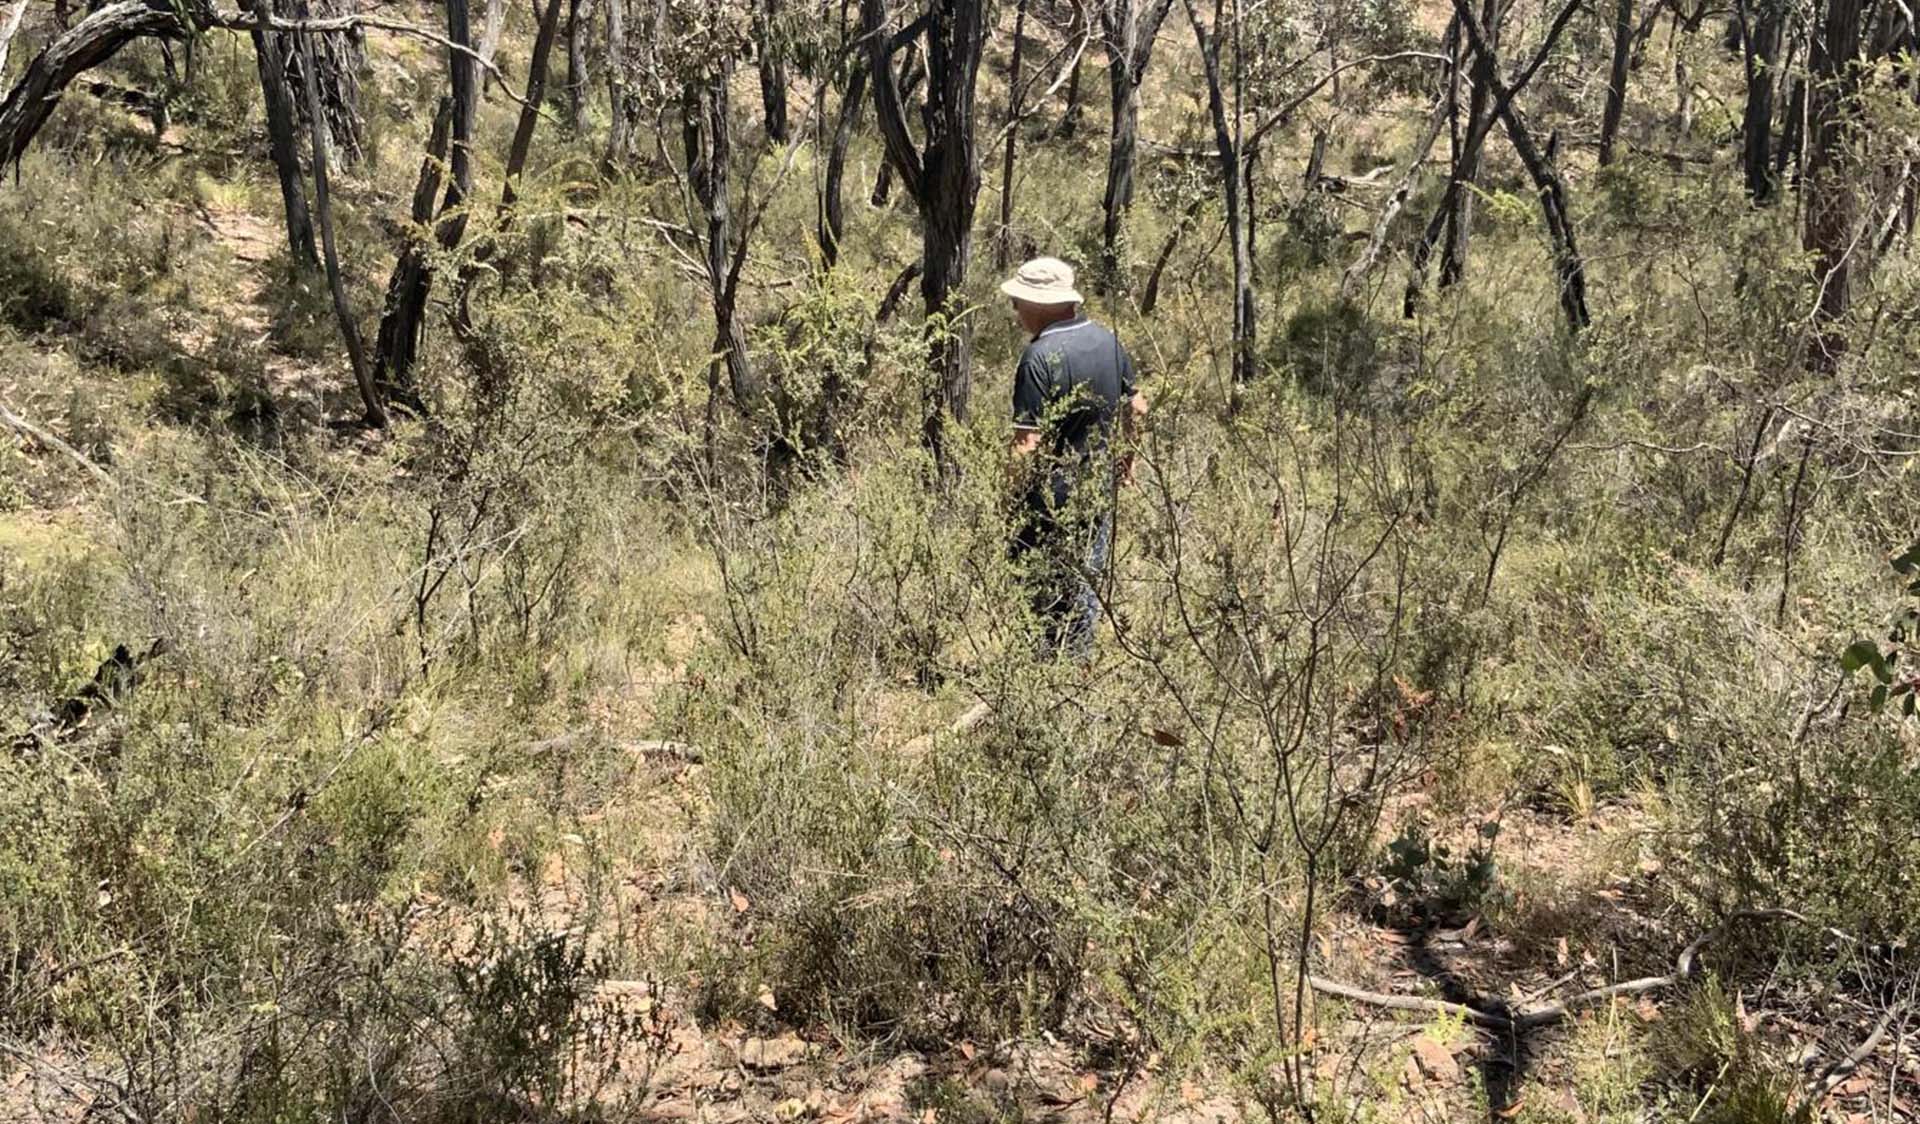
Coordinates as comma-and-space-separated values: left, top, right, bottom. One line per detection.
863, 0, 986, 451
1449, 0, 1590, 329
1098, 0, 1176, 288
870, 39, 921, 206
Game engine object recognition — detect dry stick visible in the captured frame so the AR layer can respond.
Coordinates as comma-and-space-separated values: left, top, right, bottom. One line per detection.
0, 401, 116, 488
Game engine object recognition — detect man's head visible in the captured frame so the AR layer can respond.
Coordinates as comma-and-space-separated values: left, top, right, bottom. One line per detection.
1000, 257, 1082, 336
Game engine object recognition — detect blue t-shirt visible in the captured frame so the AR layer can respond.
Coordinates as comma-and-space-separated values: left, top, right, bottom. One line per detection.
1012, 315, 1136, 515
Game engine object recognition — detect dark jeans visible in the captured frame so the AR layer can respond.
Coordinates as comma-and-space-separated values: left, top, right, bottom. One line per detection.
1012, 511, 1113, 662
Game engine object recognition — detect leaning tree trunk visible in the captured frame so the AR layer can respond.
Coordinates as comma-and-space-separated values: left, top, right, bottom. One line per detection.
818, 59, 867, 267
247, 9, 319, 268
0, 0, 186, 168
295, 17, 382, 425
1598, 0, 1633, 164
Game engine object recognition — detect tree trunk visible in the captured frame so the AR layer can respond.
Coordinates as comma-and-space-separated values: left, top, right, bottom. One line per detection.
1439, 0, 1495, 286
1450, 0, 1590, 329
1803, 0, 1864, 364
478, 0, 506, 95
870, 39, 921, 206
1055, 48, 1082, 137
1098, 0, 1176, 288
819, 60, 867, 267
372, 98, 452, 405
0, 0, 186, 169
757, 0, 789, 143
0, 0, 33, 83
1598, 0, 1633, 164
995, 0, 1028, 270
685, 63, 760, 410
604, 0, 630, 161
1139, 194, 1200, 314
567, 0, 590, 131
863, 0, 985, 449
295, 17, 382, 426
1185, 0, 1254, 382
1736, 0, 1782, 200
283, 0, 364, 164
248, 14, 320, 268
371, 0, 475, 402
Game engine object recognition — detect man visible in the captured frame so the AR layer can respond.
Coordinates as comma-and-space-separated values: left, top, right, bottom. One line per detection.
1000, 256, 1147, 661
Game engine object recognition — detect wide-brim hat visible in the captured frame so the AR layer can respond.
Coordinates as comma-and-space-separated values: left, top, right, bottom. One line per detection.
1000, 256, 1083, 305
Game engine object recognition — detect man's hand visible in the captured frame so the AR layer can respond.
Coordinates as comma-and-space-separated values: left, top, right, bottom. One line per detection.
1007, 427, 1042, 498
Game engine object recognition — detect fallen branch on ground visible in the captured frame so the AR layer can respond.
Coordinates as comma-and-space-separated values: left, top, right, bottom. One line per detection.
1810, 1005, 1898, 1097
0, 401, 116, 489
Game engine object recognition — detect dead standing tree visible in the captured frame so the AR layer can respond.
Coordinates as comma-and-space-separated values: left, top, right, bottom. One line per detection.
863, 0, 987, 452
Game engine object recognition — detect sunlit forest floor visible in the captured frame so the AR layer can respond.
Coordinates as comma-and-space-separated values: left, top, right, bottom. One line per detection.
3, 0, 1919, 1120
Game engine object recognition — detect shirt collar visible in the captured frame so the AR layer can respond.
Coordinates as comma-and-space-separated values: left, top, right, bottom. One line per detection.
1035, 315, 1091, 340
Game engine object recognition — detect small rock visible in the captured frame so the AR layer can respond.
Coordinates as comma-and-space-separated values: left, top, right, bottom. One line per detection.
740, 1032, 807, 1071
1409, 1034, 1460, 1086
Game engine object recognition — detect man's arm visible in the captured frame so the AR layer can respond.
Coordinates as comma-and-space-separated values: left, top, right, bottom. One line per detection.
1118, 390, 1147, 484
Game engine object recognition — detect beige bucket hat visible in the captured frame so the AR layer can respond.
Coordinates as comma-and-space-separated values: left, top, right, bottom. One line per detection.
999, 256, 1083, 305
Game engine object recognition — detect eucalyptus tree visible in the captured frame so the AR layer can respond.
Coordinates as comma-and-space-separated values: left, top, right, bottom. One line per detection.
862, 0, 987, 446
